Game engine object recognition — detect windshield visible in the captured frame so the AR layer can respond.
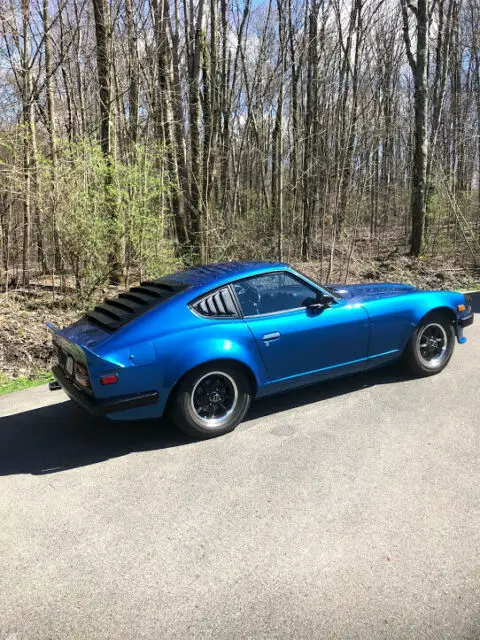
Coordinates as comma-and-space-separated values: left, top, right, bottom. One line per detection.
294, 269, 342, 299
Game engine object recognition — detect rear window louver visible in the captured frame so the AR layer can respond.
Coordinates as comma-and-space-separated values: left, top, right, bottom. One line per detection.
191, 287, 238, 318
85, 279, 189, 332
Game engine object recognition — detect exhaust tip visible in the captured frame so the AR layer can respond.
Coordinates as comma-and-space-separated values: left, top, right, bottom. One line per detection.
49, 380, 61, 391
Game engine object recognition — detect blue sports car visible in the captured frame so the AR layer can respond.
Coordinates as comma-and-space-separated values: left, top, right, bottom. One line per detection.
48, 261, 474, 438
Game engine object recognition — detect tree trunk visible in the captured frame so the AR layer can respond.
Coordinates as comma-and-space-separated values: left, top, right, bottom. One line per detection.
92, 0, 122, 283
187, 0, 206, 261
301, 0, 318, 260
125, 0, 139, 146
402, 0, 430, 257
44, 0, 62, 272
21, 0, 32, 286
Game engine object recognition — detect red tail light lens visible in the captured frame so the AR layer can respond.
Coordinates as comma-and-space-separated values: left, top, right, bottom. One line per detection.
100, 373, 118, 386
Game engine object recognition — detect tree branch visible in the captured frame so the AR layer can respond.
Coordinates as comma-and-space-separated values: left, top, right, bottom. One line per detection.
401, 0, 416, 72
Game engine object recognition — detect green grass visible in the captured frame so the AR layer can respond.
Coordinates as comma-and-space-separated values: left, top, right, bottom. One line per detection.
0, 372, 54, 396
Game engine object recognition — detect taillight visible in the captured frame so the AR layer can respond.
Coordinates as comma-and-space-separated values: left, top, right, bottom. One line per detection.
74, 361, 90, 389
100, 373, 118, 386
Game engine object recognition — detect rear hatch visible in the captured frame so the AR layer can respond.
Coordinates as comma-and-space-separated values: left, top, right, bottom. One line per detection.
48, 277, 190, 392
48, 319, 111, 393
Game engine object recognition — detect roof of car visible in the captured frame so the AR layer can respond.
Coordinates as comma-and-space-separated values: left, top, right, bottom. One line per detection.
82, 261, 288, 333
163, 261, 289, 289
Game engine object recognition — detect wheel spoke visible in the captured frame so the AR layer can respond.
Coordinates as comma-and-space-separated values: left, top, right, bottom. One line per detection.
191, 372, 238, 426
197, 403, 211, 417
417, 322, 448, 366
207, 405, 216, 419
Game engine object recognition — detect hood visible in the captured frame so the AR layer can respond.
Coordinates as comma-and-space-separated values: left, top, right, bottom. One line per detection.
329, 282, 417, 303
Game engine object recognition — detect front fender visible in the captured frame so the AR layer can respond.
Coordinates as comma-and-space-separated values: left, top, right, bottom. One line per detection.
410, 291, 465, 322
364, 290, 466, 356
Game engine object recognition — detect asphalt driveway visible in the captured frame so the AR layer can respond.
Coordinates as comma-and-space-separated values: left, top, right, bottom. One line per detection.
0, 299, 479, 639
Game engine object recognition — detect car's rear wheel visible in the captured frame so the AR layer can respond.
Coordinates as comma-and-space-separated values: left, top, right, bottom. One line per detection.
403, 312, 455, 376
169, 363, 252, 438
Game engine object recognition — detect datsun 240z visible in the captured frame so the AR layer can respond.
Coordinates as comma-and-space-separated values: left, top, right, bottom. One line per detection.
47, 261, 474, 438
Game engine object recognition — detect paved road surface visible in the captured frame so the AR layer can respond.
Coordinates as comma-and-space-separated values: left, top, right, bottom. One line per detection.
0, 302, 479, 639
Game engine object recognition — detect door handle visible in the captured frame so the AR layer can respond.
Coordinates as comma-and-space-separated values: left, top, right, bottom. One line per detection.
262, 331, 280, 342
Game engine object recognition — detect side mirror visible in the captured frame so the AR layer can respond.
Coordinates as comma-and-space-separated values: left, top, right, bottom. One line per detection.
319, 293, 335, 306
306, 293, 334, 312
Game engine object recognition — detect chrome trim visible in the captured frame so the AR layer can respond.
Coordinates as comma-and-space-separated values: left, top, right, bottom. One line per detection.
262, 331, 281, 341
243, 305, 331, 320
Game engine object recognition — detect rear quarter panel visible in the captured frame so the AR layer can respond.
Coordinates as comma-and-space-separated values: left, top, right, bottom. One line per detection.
152, 316, 267, 395
92, 300, 267, 418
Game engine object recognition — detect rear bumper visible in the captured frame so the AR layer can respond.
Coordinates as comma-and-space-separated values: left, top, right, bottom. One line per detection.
52, 365, 159, 416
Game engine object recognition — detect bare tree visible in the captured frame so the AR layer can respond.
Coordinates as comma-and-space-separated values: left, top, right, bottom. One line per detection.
1, 0, 479, 290
92, 0, 122, 282
401, 0, 430, 256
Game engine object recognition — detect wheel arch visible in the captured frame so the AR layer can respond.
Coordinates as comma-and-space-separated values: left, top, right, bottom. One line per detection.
399, 305, 457, 355
400, 305, 457, 353
166, 357, 259, 409
417, 306, 457, 330
402, 305, 457, 375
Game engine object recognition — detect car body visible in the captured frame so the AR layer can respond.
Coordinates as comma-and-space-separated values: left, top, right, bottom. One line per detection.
48, 261, 474, 436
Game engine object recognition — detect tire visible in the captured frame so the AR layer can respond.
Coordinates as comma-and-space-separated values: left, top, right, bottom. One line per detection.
403, 312, 455, 377
169, 363, 252, 439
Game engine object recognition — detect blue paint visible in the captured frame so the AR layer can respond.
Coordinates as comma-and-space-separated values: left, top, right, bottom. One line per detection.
266, 349, 401, 385
48, 261, 473, 421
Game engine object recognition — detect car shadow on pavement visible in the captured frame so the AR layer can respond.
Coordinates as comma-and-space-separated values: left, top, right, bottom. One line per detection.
2, 292, 479, 478
0, 364, 409, 477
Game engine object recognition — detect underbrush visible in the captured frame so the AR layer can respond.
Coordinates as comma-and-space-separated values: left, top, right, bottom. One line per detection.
0, 371, 54, 395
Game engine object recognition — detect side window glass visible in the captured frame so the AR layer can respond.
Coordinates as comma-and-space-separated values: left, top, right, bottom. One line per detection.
233, 273, 318, 316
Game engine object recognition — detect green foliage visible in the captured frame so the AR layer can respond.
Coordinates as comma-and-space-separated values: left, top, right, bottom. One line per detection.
0, 371, 54, 396
35, 139, 178, 297
115, 144, 180, 279
54, 141, 113, 293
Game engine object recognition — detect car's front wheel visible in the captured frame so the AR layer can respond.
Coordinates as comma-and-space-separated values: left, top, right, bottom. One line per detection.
403, 312, 455, 376
169, 363, 252, 438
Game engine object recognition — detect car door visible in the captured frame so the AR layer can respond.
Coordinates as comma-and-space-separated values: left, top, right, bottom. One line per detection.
233, 271, 369, 384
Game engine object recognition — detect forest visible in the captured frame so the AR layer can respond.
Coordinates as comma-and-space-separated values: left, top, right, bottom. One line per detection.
0, 0, 480, 293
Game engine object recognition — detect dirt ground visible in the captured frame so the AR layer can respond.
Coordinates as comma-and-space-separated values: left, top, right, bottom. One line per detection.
1, 253, 478, 382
